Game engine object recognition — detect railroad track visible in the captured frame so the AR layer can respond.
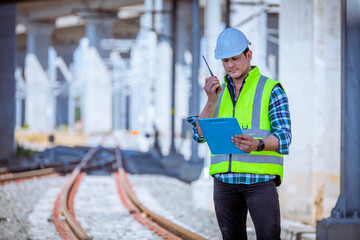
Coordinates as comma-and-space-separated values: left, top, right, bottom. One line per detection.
52, 142, 206, 240
0, 167, 61, 184
0, 154, 115, 184
53, 147, 98, 240
0, 154, 83, 184
114, 147, 206, 240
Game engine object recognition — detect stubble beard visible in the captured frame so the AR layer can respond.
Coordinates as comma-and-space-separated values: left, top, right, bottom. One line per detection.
231, 65, 251, 81
230, 70, 247, 81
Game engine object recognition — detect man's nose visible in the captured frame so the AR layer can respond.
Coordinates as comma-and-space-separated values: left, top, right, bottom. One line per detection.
227, 60, 235, 67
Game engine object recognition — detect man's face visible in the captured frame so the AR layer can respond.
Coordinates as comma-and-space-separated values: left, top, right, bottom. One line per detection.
221, 50, 252, 80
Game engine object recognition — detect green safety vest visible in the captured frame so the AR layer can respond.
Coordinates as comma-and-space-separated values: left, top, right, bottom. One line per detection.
210, 66, 284, 186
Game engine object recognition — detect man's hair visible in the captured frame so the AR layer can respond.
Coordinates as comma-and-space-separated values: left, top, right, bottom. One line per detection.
243, 47, 249, 56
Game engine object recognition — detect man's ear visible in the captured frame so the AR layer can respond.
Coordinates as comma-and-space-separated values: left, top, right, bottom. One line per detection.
246, 50, 253, 61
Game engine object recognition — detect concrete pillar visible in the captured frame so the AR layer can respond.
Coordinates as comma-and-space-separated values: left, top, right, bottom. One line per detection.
77, 10, 115, 133
279, 0, 341, 226
161, 0, 187, 167
154, 0, 172, 154
0, 4, 16, 160
48, 46, 57, 130
175, 0, 191, 134
15, 68, 25, 130
25, 20, 55, 132
53, 40, 78, 127
16, 36, 26, 129
204, 0, 222, 76
188, 0, 201, 163
111, 52, 125, 131
180, 0, 204, 181
128, 0, 157, 136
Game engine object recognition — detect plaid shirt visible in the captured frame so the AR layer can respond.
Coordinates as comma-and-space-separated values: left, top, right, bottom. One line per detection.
188, 74, 291, 184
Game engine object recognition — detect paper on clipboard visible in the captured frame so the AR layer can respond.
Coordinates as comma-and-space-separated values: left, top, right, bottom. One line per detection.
197, 117, 246, 154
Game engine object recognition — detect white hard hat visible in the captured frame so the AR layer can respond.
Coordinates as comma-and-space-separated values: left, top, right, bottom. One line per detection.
214, 28, 251, 59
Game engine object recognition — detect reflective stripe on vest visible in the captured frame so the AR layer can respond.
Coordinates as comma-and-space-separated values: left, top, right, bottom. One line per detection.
252, 76, 268, 133
211, 154, 283, 165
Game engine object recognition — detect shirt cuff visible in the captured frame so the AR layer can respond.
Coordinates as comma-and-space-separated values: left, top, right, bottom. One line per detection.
187, 116, 206, 143
272, 132, 289, 155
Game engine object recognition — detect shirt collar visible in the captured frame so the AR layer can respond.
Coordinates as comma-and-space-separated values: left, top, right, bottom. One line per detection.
225, 74, 247, 88
225, 65, 256, 86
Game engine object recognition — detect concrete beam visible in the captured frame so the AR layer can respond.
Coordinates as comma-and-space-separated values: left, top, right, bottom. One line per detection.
113, 18, 141, 39
18, 0, 142, 21
53, 25, 85, 46
1, 0, 57, 4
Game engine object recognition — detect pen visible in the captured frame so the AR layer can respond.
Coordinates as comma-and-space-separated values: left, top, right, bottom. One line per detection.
248, 131, 258, 136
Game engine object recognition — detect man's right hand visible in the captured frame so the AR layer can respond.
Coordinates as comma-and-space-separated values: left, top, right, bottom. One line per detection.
204, 76, 220, 102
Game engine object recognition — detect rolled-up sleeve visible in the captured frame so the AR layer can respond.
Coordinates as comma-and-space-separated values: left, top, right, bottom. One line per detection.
186, 116, 207, 143
268, 84, 292, 155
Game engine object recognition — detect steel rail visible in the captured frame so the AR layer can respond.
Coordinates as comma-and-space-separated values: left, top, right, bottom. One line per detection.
114, 147, 206, 240
0, 167, 60, 183
54, 147, 98, 240
0, 155, 84, 174
0, 155, 115, 184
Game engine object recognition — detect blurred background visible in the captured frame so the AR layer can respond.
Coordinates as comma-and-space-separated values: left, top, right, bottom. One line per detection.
0, 0, 359, 238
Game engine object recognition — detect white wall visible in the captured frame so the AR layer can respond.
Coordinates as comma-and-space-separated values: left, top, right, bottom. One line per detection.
279, 0, 341, 225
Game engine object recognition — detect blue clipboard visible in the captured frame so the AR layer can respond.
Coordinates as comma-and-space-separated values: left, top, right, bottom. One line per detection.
197, 118, 246, 154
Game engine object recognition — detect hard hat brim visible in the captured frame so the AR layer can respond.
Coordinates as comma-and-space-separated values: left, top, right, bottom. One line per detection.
214, 43, 250, 60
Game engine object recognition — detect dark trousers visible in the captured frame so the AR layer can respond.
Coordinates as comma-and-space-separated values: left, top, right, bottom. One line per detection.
213, 177, 281, 240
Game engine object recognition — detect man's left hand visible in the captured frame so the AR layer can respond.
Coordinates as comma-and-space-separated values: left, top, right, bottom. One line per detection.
231, 134, 259, 153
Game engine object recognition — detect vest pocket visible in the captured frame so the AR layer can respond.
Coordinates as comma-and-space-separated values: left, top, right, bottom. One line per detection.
236, 100, 252, 126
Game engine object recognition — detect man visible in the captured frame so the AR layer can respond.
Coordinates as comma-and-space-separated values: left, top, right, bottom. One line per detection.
188, 28, 291, 239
